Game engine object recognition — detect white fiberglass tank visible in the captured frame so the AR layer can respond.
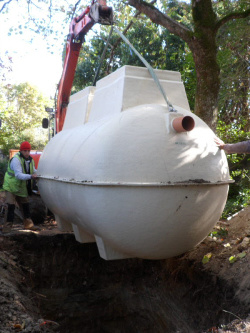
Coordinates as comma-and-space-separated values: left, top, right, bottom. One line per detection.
38, 65, 231, 260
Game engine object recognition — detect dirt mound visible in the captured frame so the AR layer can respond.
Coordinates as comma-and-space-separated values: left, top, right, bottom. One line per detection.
187, 207, 250, 300
0, 204, 249, 332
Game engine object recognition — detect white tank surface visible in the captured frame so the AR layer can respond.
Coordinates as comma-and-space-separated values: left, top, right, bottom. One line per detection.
38, 65, 232, 260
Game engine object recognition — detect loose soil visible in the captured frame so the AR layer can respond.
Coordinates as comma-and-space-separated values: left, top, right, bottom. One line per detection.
0, 192, 249, 333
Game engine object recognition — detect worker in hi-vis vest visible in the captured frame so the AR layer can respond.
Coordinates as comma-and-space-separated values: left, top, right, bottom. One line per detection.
2, 141, 40, 233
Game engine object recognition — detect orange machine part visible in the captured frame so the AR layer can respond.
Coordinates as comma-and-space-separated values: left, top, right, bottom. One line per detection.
9, 149, 43, 169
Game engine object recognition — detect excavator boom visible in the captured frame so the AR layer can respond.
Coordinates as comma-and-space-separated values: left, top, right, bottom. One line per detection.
56, 1, 113, 133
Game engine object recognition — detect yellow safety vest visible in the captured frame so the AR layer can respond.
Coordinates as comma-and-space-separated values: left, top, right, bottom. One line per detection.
3, 152, 34, 197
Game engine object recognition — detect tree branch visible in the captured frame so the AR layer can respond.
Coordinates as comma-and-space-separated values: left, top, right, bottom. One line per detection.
215, 8, 250, 32
106, 0, 156, 74
0, 0, 12, 13
127, 0, 193, 43
106, 9, 141, 74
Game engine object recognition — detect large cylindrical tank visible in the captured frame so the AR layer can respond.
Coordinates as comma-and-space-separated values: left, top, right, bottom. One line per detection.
38, 102, 231, 260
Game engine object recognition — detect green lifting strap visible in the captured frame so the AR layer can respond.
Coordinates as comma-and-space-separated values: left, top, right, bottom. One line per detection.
113, 26, 177, 113
93, 26, 114, 86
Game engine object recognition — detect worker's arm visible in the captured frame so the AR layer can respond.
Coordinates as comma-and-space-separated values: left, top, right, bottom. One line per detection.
10, 158, 33, 180
215, 138, 250, 154
33, 165, 37, 174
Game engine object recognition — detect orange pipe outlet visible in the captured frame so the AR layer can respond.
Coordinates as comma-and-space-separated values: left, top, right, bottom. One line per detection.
172, 116, 195, 132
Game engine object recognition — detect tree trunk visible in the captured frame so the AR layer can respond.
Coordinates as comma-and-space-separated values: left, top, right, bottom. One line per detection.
127, 0, 249, 129
188, 0, 220, 129
127, 0, 220, 129
189, 37, 220, 130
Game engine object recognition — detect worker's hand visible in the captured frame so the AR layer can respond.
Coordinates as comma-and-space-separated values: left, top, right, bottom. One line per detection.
214, 137, 225, 149
31, 173, 37, 179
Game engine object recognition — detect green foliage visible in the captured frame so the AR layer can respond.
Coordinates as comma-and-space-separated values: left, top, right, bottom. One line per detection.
222, 177, 250, 219
238, 251, 247, 259
217, 119, 250, 218
209, 227, 228, 239
202, 252, 212, 264
178, 49, 196, 111
215, 10, 249, 218
0, 157, 8, 174
1, 0, 73, 52
217, 17, 249, 131
0, 83, 50, 155
229, 255, 237, 264
0, 157, 8, 188
229, 252, 246, 264
72, 44, 97, 92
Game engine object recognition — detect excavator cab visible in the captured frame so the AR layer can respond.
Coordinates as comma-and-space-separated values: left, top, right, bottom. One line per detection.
89, 2, 113, 25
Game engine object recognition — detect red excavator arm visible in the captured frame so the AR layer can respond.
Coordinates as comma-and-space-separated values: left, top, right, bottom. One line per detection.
56, 0, 113, 134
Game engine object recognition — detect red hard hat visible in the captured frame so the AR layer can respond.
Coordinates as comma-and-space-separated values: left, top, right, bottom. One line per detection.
20, 141, 31, 151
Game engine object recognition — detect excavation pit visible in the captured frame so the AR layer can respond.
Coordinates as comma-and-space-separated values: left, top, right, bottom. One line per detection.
1, 225, 249, 333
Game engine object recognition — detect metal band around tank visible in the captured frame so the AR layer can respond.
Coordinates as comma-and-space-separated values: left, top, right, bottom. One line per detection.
37, 176, 234, 186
